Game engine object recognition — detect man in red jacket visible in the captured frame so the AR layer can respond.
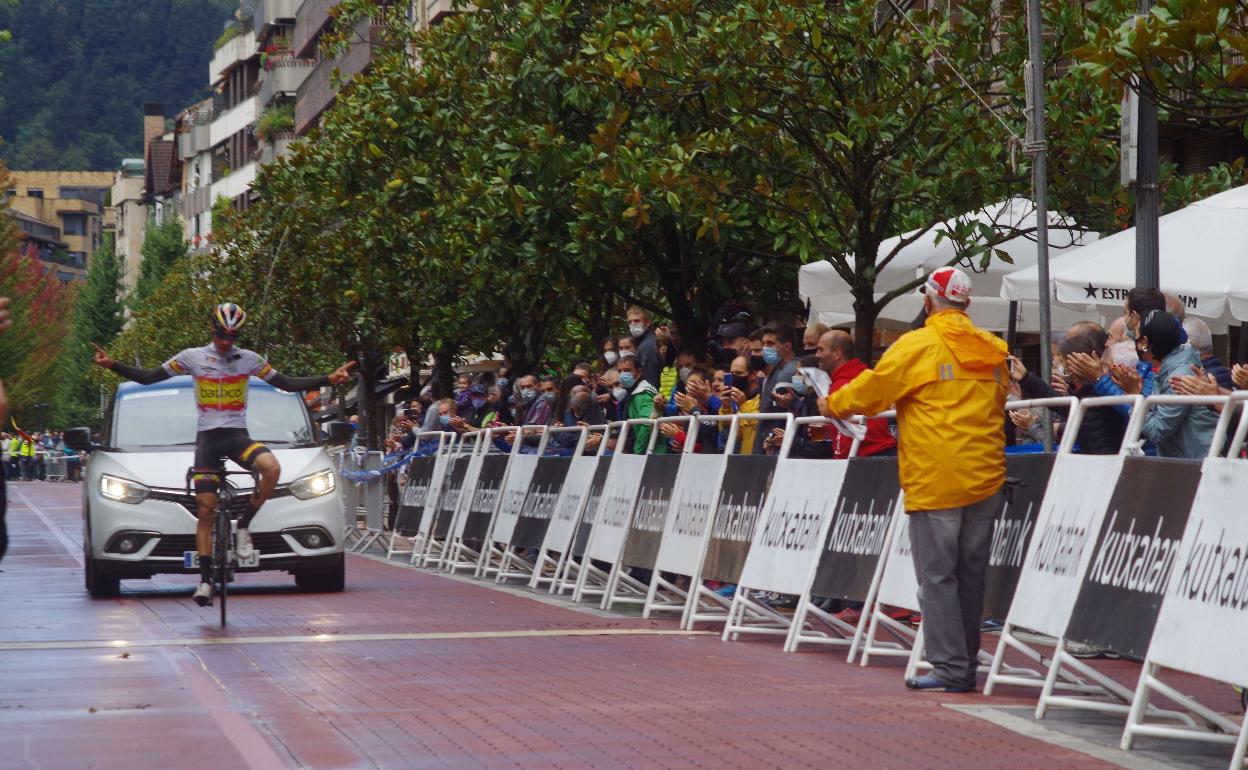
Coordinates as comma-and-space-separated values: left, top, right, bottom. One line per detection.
816, 330, 896, 459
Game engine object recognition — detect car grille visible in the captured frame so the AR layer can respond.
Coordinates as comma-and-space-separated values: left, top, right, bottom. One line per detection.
148, 532, 294, 558
147, 487, 292, 518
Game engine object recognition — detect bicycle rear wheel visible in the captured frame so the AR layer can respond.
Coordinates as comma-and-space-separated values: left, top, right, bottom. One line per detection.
216, 503, 229, 627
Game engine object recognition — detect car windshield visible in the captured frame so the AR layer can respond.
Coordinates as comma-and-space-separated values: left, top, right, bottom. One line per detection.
112, 384, 317, 449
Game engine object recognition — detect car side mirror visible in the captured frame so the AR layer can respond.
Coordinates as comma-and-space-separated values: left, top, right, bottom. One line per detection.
325, 421, 354, 446
64, 427, 93, 452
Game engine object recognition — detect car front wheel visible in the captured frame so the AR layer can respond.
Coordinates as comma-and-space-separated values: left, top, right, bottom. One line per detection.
85, 556, 121, 599
294, 554, 345, 593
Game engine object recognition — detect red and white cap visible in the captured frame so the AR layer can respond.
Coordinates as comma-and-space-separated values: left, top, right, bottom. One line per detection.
920, 266, 973, 303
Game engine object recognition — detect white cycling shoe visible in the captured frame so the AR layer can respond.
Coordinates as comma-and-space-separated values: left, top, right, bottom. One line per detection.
193, 582, 213, 607
235, 528, 255, 560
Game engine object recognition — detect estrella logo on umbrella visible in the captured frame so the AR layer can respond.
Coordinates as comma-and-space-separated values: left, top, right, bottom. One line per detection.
195, 374, 249, 411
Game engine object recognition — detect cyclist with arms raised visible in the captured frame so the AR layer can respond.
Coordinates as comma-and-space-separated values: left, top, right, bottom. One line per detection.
91, 303, 355, 606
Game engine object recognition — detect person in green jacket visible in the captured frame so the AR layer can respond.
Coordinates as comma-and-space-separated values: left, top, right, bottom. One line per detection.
618, 357, 656, 454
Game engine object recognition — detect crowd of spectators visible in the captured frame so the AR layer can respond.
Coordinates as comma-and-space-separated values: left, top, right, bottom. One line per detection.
1005, 287, 1248, 458
3, 430, 83, 482
383, 305, 900, 463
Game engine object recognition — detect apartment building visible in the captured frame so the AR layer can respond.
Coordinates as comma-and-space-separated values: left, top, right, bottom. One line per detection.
111, 159, 147, 293
4, 170, 114, 280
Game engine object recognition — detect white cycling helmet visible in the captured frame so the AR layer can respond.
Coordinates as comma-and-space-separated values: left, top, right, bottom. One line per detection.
212, 302, 247, 335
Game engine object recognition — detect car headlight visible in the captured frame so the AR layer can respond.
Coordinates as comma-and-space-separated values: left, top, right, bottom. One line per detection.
289, 469, 336, 500
99, 474, 150, 504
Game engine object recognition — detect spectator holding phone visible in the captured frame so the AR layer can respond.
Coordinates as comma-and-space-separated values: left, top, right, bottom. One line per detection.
719, 355, 761, 453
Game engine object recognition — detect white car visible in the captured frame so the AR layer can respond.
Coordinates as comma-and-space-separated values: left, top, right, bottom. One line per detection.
70, 376, 348, 598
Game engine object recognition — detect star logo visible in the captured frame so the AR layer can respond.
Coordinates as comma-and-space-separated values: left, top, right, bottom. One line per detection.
1083, 283, 1098, 299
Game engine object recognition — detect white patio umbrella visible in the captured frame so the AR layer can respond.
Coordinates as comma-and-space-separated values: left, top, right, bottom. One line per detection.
799, 198, 1098, 333
1001, 184, 1248, 325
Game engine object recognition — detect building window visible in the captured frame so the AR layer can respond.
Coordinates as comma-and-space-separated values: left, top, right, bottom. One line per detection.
62, 214, 87, 236
27, 188, 44, 199
58, 186, 108, 205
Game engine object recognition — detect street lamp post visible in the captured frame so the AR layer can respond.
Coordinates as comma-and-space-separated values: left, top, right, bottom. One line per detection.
1026, 0, 1054, 450
1134, 0, 1160, 289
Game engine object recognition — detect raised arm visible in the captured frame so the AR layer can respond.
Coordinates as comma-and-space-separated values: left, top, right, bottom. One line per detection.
264, 360, 356, 393
92, 343, 172, 385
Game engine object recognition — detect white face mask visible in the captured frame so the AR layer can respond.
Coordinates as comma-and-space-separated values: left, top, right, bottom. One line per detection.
603, 350, 619, 365
619, 350, 636, 359
629, 322, 646, 338
612, 387, 629, 402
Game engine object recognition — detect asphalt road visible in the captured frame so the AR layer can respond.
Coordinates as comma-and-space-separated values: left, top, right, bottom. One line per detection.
0, 480, 1213, 769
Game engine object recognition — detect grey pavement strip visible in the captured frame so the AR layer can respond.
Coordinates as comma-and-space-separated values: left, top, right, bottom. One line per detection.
352, 548, 637, 620
947, 704, 1208, 770
0, 627, 713, 652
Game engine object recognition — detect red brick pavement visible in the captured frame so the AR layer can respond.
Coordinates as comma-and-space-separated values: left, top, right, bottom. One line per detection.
0, 480, 1220, 769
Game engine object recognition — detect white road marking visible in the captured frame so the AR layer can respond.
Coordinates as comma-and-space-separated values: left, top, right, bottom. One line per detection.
11, 486, 83, 566
0, 627, 711, 652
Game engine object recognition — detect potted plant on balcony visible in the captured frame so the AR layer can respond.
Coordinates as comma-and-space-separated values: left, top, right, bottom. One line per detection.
260, 37, 292, 71
255, 103, 295, 143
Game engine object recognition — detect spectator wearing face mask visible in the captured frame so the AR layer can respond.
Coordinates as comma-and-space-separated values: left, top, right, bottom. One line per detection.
617, 335, 638, 363
761, 357, 816, 456
1114, 310, 1217, 459
523, 375, 560, 427
512, 374, 540, 424
599, 368, 625, 421
802, 322, 830, 357
626, 305, 663, 390
433, 398, 456, 431
713, 321, 753, 369
661, 350, 698, 417
599, 337, 619, 371
1011, 323, 1126, 455
617, 356, 656, 453
752, 323, 799, 453
720, 355, 761, 453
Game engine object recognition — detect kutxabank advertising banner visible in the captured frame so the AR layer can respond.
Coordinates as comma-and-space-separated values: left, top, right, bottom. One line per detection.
1006, 454, 1125, 637
1063, 457, 1202, 659
701, 455, 777, 584
1148, 457, 1248, 686
981, 454, 1057, 621
653, 453, 730, 576
620, 455, 682, 570
394, 456, 437, 536
490, 453, 540, 545
809, 456, 902, 602
736, 458, 850, 596
457, 455, 508, 542
511, 457, 571, 549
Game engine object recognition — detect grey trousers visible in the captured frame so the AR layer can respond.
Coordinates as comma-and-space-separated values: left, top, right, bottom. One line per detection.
908, 492, 1001, 688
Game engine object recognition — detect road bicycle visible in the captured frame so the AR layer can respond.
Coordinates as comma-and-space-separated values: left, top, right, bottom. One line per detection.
183, 468, 259, 627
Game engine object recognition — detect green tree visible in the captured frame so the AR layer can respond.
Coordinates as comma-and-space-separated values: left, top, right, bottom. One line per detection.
129, 215, 185, 310
1077, 0, 1248, 136
53, 234, 124, 427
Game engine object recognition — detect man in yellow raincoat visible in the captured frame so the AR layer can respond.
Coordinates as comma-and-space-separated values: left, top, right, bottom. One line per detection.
821, 266, 1007, 693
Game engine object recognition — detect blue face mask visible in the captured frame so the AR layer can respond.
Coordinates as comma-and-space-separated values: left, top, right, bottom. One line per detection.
762, 346, 781, 366
619, 372, 637, 390
497, 378, 509, 389
791, 379, 809, 395
471, 397, 486, 409
519, 388, 537, 403
439, 414, 451, 427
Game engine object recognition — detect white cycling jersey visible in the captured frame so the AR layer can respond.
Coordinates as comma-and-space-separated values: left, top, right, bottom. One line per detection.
163, 344, 278, 431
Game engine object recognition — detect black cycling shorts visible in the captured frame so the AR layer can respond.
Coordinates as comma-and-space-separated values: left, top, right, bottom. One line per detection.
192, 428, 272, 494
